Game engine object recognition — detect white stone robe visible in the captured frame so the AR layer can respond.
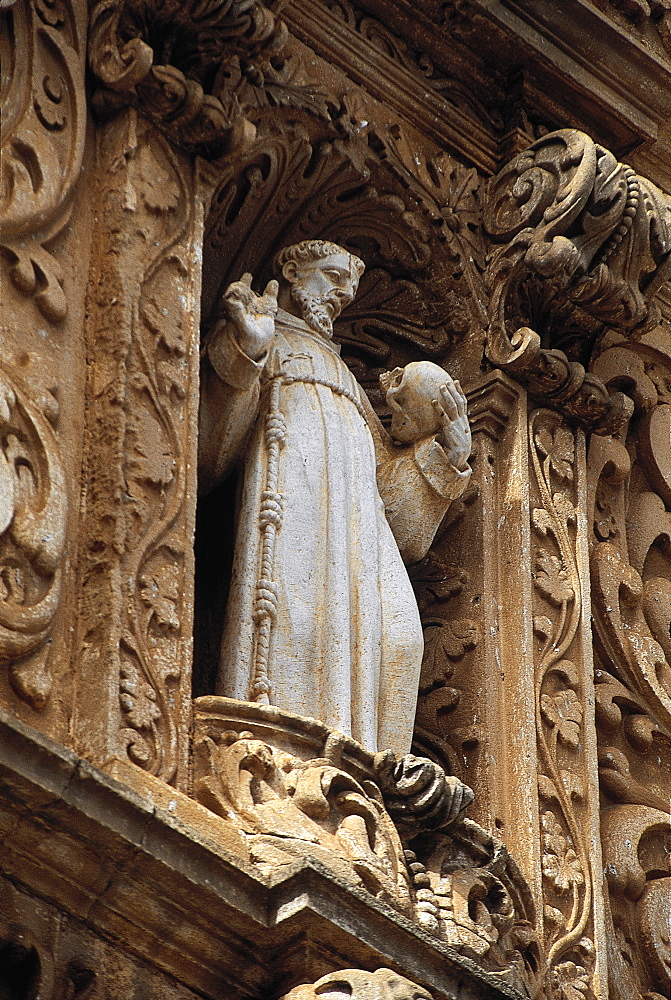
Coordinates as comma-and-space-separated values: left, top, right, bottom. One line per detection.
199, 309, 470, 754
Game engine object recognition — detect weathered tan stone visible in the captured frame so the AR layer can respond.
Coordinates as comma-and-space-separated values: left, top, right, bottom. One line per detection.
2, 1, 671, 997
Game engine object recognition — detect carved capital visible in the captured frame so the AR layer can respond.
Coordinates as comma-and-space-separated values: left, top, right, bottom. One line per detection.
483, 128, 671, 434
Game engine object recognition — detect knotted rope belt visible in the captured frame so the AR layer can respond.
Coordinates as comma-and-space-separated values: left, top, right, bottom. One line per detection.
249, 372, 367, 704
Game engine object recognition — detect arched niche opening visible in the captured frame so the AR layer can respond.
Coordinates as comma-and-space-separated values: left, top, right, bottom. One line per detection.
193, 111, 486, 772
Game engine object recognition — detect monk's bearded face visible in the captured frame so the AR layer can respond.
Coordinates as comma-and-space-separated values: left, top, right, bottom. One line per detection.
291, 283, 338, 338
288, 252, 359, 339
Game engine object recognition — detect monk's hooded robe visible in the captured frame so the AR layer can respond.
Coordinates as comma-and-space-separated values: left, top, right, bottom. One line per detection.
199, 308, 470, 754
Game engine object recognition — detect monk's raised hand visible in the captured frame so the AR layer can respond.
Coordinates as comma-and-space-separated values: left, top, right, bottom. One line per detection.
432, 376, 471, 472
222, 274, 279, 360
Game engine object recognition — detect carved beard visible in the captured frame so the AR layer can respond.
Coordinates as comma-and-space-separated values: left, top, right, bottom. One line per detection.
291, 284, 336, 339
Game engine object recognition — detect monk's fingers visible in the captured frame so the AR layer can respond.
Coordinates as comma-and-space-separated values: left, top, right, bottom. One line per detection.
263, 278, 279, 300
438, 384, 458, 421
452, 378, 468, 416
240, 272, 253, 287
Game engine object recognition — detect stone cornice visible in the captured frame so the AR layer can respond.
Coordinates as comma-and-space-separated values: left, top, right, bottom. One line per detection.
344, 0, 671, 183
0, 708, 529, 1000
281, 0, 501, 173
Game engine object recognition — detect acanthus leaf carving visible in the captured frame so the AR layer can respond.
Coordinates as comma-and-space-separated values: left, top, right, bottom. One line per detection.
87, 0, 334, 158
0, 360, 67, 709
0, 0, 87, 322
280, 969, 433, 1000
483, 129, 671, 434
77, 112, 199, 783
202, 120, 473, 362
586, 329, 671, 998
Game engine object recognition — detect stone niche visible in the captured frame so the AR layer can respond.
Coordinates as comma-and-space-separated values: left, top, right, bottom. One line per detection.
2, 2, 671, 1000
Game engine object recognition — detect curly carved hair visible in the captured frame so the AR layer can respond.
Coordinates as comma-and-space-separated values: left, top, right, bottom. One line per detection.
273, 240, 365, 279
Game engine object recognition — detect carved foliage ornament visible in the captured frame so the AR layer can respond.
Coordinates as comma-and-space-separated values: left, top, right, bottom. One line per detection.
78, 112, 198, 782
87, 0, 335, 157
202, 117, 485, 363
195, 729, 414, 910
484, 129, 671, 434
0, 0, 87, 322
0, 361, 67, 710
192, 695, 537, 985
586, 334, 671, 1000
529, 410, 597, 994
280, 969, 433, 1000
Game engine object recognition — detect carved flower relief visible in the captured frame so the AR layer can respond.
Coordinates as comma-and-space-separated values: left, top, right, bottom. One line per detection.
540, 688, 583, 749
548, 961, 591, 1000
541, 811, 584, 894
533, 549, 575, 605
535, 425, 575, 481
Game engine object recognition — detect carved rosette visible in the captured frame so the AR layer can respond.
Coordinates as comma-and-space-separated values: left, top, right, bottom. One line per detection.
0, 362, 67, 710
0, 0, 87, 322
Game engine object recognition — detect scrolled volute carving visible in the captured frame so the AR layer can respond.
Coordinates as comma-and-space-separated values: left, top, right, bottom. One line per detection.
192, 698, 536, 988
0, 361, 67, 709
1, 0, 87, 321
193, 714, 413, 912
483, 129, 671, 434
373, 750, 474, 836
88, 0, 283, 155
280, 969, 433, 1000
88, 0, 336, 157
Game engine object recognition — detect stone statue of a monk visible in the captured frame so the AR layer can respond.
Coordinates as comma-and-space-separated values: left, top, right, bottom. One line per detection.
199, 241, 472, 755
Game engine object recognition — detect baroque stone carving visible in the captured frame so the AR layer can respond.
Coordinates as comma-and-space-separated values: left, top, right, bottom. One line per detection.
0, 360, 67, 710
325, 0, 503, 134
529, 409, 599, 996
88, 0, 331, 157
280, 969, 433, 1000
75, 111, 201, 782
193, 695, 538, 991
199, 241, 472, 754
201, 115, 487, 367
483, 129, 671, 434
0, 0, 87, 322
586, 327, 671, 1000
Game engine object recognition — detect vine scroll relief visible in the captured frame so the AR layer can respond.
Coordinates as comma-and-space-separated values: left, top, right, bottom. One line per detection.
529, 410, 600, 1000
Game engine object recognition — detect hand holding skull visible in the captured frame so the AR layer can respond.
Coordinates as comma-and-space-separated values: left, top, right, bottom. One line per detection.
432, 377, 471, 472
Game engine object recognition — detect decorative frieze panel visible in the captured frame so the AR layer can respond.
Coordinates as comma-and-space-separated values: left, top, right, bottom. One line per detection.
528, 411, 606, 998
73, 111, 208, 785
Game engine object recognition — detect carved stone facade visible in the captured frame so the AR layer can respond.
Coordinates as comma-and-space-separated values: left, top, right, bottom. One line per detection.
1, 2, 670, 999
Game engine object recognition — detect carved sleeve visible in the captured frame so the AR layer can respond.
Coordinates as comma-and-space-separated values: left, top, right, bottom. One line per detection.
360, 390, 471, 564
198, 322, 267, 493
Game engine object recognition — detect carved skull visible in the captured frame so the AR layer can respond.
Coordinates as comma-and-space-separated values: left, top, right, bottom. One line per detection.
380, 361, 449, 444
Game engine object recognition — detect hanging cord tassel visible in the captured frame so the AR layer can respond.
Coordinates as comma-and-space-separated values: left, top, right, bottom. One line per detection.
250, 377, 286, 703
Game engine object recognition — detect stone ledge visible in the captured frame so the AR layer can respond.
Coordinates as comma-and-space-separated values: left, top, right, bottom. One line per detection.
0, 708, 528, 1000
